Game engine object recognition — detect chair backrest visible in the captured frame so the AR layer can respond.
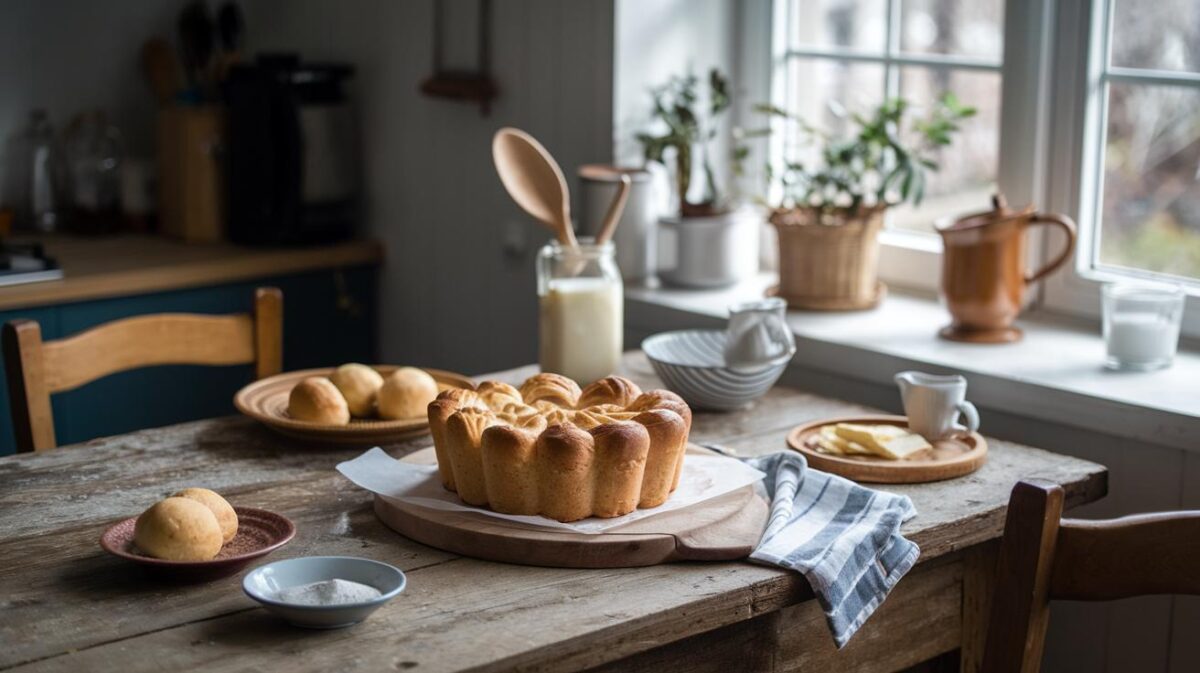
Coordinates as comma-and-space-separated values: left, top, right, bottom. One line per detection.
2, 287, 283, 452
982, 479, 1200, 673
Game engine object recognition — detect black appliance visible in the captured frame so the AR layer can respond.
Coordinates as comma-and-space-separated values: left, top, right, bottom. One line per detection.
224, 54, 358, 245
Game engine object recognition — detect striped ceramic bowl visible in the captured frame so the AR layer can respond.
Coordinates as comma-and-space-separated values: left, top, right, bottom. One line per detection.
641, 330, 790, 411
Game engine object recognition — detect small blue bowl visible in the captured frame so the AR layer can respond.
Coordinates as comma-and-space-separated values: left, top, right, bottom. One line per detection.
642, 329, 790, 411
243, 556, 406, 629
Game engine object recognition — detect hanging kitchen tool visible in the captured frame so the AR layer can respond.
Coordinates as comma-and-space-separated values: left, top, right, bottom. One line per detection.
419, 0, 498, 115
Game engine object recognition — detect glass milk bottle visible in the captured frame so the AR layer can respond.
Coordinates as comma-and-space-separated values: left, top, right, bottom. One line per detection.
537, 238, 623, 385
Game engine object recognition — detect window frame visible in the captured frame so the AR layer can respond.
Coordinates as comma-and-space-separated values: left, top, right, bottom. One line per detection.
1040, 0, 1200, 337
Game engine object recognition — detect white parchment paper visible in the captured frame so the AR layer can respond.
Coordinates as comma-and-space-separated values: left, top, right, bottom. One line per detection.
337, 447, 765, 534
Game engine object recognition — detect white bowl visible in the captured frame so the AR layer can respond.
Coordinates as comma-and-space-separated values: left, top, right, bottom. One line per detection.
243, 556, 406, 629
642, 329, 790, 411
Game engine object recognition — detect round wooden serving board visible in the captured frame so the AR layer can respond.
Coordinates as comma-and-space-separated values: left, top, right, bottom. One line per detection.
235, 366, 474, 445
787, 415, 987, 484
374, 445, 769, 568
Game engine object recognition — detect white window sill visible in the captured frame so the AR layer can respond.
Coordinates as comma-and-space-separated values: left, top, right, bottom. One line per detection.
625, 273, 1200, 453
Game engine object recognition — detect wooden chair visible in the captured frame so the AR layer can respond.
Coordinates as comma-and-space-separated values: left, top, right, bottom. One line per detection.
982, 479, 1200, 673
2, 287, 283, 452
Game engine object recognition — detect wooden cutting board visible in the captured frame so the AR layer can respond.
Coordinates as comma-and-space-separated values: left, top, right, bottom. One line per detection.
373, 445, 769, 568
787, 414, 988, 484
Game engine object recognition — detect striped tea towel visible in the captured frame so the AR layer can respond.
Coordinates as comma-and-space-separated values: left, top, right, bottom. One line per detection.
739, 450, 920, 648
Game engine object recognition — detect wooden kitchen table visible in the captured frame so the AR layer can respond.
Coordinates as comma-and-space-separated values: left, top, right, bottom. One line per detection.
0, 352, 1106, 673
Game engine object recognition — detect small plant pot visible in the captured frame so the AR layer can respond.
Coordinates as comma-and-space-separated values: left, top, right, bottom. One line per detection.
658, 208, 759, 289
770, 206, 886, 310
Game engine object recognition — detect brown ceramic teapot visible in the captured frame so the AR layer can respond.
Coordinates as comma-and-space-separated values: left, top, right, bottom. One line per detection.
936, 194, 1076, 343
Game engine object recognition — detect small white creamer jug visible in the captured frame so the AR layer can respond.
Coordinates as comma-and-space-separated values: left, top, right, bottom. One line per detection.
894, 370, 980, 440
724, 298, 796, 371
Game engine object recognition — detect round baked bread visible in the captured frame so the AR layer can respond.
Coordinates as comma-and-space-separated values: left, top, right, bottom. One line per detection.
329, 363, 384, 417
378, 367, 439, 420
133, 497, 224, 561
428, 375, 692, 522
173, 488, 238, 542
288, 377, 350, 425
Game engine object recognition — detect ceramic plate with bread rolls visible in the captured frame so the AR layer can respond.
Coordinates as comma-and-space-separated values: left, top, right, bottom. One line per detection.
235, 365, 474, 445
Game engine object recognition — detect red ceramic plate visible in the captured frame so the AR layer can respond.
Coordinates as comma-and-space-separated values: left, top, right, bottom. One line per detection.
100, 507, 296, 582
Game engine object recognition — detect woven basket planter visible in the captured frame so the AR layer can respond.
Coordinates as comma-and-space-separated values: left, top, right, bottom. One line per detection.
769, 206, 886, 310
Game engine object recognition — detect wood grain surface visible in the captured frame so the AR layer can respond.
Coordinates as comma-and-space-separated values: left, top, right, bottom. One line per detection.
0, 352, 1107, 673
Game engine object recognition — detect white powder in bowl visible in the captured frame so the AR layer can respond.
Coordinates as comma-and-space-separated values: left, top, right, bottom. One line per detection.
276, 578, 383, 606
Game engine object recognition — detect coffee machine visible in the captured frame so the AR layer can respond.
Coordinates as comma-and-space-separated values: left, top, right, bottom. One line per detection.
224, 54, 358, 245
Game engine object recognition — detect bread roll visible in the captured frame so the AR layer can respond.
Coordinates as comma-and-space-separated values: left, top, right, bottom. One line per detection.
589, 421, 650, 517
378, 367, 439, 420
518, 372, 581, 408
134, 497, 224, 561
579, 376, 643, 409
329, 363, 384, 417
289, 377, 350, 425
535, 423, 595, 522
173, 488, 238, 542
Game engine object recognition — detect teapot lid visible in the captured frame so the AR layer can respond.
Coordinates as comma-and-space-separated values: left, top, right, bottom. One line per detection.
937, 192, 1033, 233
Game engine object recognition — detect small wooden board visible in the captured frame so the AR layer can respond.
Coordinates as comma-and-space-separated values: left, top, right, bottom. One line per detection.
234, 366, 474, 445
373, 445, 769, 568
787, 415, 987, 484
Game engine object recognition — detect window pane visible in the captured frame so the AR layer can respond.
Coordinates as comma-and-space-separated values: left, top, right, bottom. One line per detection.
889, 67, 1001, 233
1097, 82, 1200, 280
790, 0, 887, 53
1111, 0, 1200, 73
785, 57, 886, 137
900, 0, 1004, 62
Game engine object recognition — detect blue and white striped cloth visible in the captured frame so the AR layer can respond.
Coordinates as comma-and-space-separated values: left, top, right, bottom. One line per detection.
738, 450, 920, 648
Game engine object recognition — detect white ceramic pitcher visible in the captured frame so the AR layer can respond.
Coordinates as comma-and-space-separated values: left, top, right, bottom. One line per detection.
724, 297, 796, 371
894, 371, 980, 440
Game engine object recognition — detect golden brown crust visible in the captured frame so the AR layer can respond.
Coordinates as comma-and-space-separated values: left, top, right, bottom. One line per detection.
518, 373, 582, 408
578, 376, 643, 409
429, 375, 693, 522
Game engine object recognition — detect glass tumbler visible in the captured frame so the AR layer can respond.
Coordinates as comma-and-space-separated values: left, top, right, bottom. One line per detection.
1102, 284, 1185, 371
537, 238, 623, 385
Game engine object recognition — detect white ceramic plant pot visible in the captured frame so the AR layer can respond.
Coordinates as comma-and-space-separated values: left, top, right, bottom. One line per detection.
657, 208, 760, 288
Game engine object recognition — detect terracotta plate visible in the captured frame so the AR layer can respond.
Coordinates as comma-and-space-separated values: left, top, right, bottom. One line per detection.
100, 507, 296, 582
787, 414, 987, 484
234, 366, 474, 446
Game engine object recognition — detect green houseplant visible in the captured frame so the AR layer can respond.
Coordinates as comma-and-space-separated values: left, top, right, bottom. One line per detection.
761, 93, 975, 309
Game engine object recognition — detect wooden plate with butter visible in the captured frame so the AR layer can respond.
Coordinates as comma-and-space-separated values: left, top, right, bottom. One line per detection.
786, 415, 987, 484
235, 366, 474, 446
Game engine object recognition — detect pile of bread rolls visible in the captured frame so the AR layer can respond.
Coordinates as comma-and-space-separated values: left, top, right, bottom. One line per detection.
133, 488, 238, 561
288, 364, 440, 425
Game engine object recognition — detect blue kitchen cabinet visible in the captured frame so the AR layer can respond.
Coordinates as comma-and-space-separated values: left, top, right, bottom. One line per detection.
0, 265, 377, 455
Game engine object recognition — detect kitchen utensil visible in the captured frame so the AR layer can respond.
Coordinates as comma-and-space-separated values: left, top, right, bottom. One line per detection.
658, 208, 759, 288
62, 111, 123, 234
596, 173, 631, 245
224, 56, 358, 245
140, 39, 181, 105
99, 507, 295, 582
373, 445, 767, 568
787, 415, 988, 484
724, 297, 795, 371
578, 165, 659, 281
894, 371, 979, 440
13, 110, 60, 232
243, 556, 406, 629
642, 330, 788, 411
178, 0, 215, 98
936, 194, 1077, 343
234, 366, 473, 445
492, 127, 578, 248
1102, 283, 1185, 371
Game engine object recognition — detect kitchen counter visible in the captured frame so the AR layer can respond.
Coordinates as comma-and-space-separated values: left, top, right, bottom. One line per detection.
0, 234, 383, 311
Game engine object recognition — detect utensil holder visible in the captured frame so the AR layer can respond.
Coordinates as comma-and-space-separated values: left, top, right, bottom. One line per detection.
770, 206, 885, 310
157, 106, 225, 243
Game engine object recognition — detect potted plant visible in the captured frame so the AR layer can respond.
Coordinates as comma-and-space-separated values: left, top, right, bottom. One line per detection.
637, 69, 758, 288
760, 94, 975, 309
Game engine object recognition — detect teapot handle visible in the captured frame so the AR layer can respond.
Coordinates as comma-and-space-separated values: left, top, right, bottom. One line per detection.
1024, 213, 1078, 285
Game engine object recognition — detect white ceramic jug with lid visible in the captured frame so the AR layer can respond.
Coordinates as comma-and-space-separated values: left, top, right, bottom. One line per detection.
724, 297, 796, 372
894, 371, 980, 440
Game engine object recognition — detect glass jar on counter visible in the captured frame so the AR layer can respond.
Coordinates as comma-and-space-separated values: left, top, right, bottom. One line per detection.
537, 238, 623, 385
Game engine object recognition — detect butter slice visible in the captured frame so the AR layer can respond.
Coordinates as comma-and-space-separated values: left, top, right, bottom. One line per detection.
817, 426, 874, 456
833, 423, 931, 460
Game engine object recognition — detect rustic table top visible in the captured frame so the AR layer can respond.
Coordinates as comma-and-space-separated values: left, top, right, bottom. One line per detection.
0, 352, 1107, 673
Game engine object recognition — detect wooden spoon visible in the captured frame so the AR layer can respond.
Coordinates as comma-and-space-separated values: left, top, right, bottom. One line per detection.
492, 128, 578, 248
596, 173, 632, 245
